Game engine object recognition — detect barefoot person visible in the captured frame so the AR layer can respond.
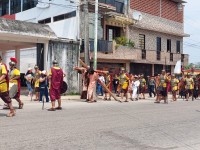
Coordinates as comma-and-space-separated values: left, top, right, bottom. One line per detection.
104, 72, 111, 100
33, 65, 41, 101
8, 58, 24, 109
170, 74, 179, 102
119, 68, 129, 102
0, 55, 15, 117
87, 67, 99, 103
48, 60, 64, 111
139, 74, 146, 99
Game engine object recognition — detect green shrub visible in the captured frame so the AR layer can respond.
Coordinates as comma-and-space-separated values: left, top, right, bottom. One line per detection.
114, 36, 135, 48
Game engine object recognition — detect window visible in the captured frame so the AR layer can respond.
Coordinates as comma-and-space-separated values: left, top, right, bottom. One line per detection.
139, 34, 145, 50
170, 53, 173, 62
142, 49, 146, 59
53, 11, 76, 22
157, 51, 161, 60
0, 0, 9, 16
176, 41, 181, 53
157, 37, 161, 51
181, 54, 184, 62
167, 39, 171, 52
38, 18, 51, 24
23, 0, 37, 11
10, 0, 21, 14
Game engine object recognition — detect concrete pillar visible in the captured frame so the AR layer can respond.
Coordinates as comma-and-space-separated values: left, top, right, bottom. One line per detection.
125, 62, 130, 73
152, 64, 154, 76
43, 42, 49, 70
171, 65, 175, 74
15, 48, 20, 70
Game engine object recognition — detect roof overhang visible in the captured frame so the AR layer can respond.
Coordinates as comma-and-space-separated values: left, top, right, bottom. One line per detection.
170, 0, 187, 3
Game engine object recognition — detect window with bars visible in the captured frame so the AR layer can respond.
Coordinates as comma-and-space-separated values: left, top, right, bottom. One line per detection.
53, 11, 76, 22
142, 49, 146, 59
167, 39, 171, 52
38, 18, 51, 24
157, 37, 161, 51
157, 51, 161, 60
176, 41, 181, 53
170, 53, 173, 61
139, 34, 145, 50
10, 0, 21, 14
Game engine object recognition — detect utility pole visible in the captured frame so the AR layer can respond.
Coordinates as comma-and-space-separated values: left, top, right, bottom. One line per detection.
84, 0, 90, 65
93, 0, 98, 70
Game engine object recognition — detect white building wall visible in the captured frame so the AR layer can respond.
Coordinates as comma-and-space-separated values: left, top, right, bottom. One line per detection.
15, 0, 80, 40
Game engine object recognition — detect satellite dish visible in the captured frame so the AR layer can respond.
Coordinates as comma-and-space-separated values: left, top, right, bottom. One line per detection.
132, 11, 143, 21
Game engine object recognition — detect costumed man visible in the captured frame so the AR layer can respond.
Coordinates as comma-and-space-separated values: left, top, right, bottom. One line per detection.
193, 76, 199, 99
139, 74, 146, 99
87, 67, 99, 103
119, 67, 129, 102
128, 74, 134, 100
170, 74, 179, 102
8, 57, 24, 109
48, 60, 64, 111
155, 70, 169, 104
104, 72, 111, 101
0, 55, 15, 117
33, 66, 41, 101
74, 66, 89, 101
185, 73, 194, 101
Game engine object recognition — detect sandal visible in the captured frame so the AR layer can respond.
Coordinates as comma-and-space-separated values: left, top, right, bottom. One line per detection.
47, 108, 56, 111
7, 110, 16, 117
19, 103, 24, 109
55, 107, 62, 110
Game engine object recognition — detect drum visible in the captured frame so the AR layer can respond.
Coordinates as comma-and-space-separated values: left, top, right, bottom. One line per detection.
9, 83, 18, 98
61, 81, 68, 94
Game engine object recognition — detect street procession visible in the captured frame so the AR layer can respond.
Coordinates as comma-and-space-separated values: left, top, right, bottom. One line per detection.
0, 53, 199, 117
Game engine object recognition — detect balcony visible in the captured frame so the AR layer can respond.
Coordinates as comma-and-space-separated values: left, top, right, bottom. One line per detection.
86, 0, 124, 14
132, 49, 189, 65
81, 39, 113, 53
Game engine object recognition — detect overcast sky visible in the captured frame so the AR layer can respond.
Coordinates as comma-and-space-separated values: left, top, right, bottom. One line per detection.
184, 0, 200, 63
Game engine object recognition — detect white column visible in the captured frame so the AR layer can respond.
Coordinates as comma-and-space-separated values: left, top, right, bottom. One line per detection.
15, 48, 20, 70
44, 42, 48, 70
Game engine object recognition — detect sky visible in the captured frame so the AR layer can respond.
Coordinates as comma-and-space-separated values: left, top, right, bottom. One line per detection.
184, 0, 200, 63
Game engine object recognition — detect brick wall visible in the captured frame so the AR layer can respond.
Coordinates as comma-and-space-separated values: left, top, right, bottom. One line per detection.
130, 0, 183, 23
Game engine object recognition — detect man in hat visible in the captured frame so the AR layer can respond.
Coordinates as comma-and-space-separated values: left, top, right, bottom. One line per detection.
33, 65, 41, 101
139, 74, 146, 99
119, 67, 129, 102
8, 58, 24, 109
148, 76, 156, 98
0, 55, 15, 117
155, 70, 169, 104
184, 73, 194, 101
25, 67, 34, 97
39, 70, 49, 103
48, 60, 64, 111
132, 75, 140, 100
170, 74, 179, 102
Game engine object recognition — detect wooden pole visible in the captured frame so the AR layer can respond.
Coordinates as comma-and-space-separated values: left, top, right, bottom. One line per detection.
79, 59, 121, 102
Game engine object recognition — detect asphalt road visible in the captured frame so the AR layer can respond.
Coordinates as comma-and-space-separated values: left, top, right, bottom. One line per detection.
1, 96, 200, 150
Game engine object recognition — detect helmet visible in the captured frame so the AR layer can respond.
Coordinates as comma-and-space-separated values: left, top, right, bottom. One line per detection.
53, 60, 58, 65
34, 65, 39, 69
9, 61, 16, 66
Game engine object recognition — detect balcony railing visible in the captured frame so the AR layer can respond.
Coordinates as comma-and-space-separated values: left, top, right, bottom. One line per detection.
98, 0, 124, 13
81, 39, 113, 53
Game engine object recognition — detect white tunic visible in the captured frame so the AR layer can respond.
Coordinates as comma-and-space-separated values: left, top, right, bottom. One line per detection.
132, 80, 140, 98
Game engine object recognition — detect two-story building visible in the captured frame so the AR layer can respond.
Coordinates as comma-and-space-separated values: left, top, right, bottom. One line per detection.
80, 0, 189, 76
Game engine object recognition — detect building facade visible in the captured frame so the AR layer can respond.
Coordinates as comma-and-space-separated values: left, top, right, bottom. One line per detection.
80, 0, 189, 76
0, 0, 80, 92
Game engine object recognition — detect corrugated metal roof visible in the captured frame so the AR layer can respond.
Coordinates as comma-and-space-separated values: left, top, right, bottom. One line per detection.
0, 18, 57, 39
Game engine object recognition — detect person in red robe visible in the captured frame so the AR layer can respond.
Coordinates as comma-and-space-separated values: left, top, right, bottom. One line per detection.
48, 60, 64, 111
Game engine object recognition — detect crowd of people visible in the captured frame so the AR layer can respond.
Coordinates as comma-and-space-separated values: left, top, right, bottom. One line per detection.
0, 55, 198, 117
0, 55, 65, 117
75, 66, 198, 104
